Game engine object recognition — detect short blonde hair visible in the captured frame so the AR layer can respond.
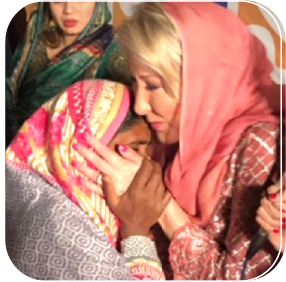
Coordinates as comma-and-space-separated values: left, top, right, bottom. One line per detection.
116, 2, 182, 99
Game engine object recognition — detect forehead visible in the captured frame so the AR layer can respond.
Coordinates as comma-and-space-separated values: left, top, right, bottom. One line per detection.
113, 119, 151, 144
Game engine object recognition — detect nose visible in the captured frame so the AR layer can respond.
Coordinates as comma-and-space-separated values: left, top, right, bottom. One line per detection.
133, 86, 151, 116
63, 2, 74, 14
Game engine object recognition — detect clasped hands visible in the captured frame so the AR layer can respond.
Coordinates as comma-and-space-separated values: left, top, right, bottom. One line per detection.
72, 135, 181, 239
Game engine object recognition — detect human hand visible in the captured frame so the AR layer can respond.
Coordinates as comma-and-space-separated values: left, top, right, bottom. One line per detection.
158, 197, 190, 240
102, 158, 172, 239
256, 180, 285, 252
72, 135, 143, 196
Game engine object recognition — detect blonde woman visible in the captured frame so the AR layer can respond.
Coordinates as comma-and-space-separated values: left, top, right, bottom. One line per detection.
75, 3, 283, 280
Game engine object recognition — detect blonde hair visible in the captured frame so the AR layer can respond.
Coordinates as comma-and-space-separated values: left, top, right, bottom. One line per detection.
116, 2, 182, 99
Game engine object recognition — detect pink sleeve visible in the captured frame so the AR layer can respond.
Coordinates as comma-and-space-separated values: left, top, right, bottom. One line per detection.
169, 122, 280, 280
169, 223, 277, 280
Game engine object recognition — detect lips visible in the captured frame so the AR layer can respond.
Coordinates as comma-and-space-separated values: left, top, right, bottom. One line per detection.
63, 20, 78, 28
150, 121, 164, 131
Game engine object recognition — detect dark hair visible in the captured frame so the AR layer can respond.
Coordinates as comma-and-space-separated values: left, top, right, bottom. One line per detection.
116, 91, 144, 133
41, 2, 63, 48
117, 105, 144, 134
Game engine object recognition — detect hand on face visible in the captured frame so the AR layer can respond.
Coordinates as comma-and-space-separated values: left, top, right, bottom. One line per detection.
72, 135, 143, 197
102, 158, 172, 239
256, 179, 285, 252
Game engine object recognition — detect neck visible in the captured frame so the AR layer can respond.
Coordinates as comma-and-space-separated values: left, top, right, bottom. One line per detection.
153, 137, 178, 168
165, 143, 179, 163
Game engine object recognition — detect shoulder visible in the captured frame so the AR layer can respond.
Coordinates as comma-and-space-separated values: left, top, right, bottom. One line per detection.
5, 164, 132, 280
97, 40, 132, 86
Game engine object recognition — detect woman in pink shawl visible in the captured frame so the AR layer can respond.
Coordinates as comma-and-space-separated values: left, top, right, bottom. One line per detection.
73, 3, 284, 280
6, 79, 168, 280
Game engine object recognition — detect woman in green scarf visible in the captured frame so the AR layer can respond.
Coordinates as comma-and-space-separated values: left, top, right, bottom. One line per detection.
6, 2, 129, 146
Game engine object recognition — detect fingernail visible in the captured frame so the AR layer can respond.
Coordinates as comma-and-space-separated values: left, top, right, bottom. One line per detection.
73, 143, 80, 151
71, 160, 79, 168
273, 228, 280, 233
269, 193, 277, 200
118, 144, 127, 152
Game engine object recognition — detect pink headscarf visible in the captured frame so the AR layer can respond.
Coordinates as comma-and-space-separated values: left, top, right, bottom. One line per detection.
162, 2, 279, 225
6, 79, 131, 244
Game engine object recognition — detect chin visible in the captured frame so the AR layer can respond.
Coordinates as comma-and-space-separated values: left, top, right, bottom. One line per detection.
156, 131, 178, 144
62, 28, 82, 36
64, 31, 80, 36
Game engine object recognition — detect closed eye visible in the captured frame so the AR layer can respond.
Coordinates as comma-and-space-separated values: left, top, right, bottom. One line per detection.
129, 141, 149, 151
146, 84, 160, 91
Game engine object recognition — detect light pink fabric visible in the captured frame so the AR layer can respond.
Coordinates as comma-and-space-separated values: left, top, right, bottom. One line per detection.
162, 2, 279, 225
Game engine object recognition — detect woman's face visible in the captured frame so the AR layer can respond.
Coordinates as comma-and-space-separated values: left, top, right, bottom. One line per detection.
49, 2, 96, 36
130, 61, 180, 144
108, 119, 153, 157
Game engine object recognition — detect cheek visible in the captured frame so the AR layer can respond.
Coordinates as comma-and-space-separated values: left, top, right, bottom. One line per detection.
173, 104, 181, 128
149, 96, 166, 116
80, 5, 95, 22
138, 145, 150, 158
78, 15, 92, 31
50, 8, 61, 22
146, 144, 153, 157
152, 98, 178, 122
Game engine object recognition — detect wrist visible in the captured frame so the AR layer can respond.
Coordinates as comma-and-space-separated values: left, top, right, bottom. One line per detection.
159, 199, 190, 239
120, 224, 150, 239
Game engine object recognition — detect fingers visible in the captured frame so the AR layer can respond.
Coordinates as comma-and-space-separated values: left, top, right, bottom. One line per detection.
268, 232, 285, 252
281, 189, 286, 203
102, 175, 120, 209
72, 159, 100, 182
257, 201, 280, 228
267, 190, 286, 212
259, 197, 281, 222
128, 158, 154, 193
267, 186, 280, 200
267, 183, 280, 195
266, 184, 286, 218
87, 136, 124, 168
146, 162, 162, 191
267, 184, 284, 202
78, 177, 103, 196
256, 215, 274, 234
144, 162, 171, 214
73, 144, 113, 176
117, 144, 143, 165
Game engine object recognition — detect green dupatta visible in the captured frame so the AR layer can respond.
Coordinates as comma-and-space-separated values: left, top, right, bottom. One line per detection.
6, 2, 129, 146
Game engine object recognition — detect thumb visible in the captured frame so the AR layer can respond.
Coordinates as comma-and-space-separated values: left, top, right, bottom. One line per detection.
102, 175, 120, 209
118, 144, 143, 165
